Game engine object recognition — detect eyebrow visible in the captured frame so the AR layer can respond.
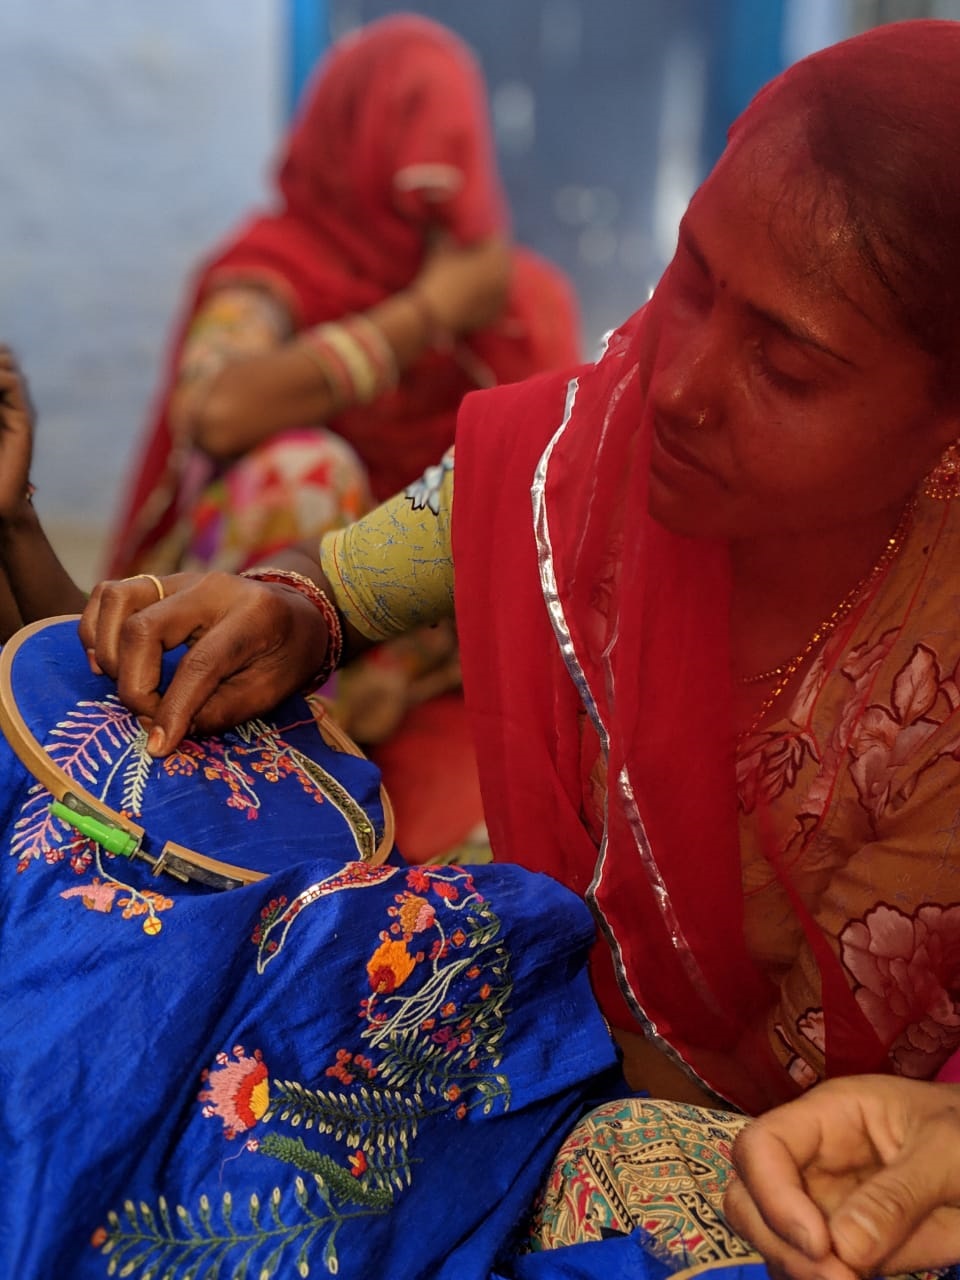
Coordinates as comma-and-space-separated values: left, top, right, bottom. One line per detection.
679, 226, 856, 368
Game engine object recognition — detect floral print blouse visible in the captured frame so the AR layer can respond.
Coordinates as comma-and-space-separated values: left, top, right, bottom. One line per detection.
323, 461, 960, 1088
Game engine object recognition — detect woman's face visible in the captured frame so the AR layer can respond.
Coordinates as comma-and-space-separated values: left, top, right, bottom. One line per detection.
643, 129, 960, 541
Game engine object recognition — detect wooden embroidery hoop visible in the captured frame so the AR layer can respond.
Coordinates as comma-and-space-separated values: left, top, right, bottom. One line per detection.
0, 616, 394, 890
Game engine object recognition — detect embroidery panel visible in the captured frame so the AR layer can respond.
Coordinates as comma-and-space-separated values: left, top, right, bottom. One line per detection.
92, 864, 514, 1277
8, 695, 378, 935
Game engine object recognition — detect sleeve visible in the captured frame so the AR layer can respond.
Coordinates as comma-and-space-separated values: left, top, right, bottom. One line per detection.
320, 451, 455, 641
177, 286, 292, 387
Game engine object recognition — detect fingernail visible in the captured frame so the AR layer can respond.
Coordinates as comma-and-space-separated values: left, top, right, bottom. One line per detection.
146, 727, 166, 757
86, 649, 103, 676
832, 1209, 880, 1268
787, 1223, 815, 1258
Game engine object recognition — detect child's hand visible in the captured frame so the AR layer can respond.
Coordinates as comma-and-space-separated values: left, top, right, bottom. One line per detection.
0, 346, 35, 520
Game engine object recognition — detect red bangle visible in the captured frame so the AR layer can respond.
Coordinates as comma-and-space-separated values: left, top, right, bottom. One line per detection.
240, 567, 344, 688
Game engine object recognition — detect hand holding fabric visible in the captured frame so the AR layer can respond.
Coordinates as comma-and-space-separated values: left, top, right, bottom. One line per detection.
78, 571, 330, 755
724, 1075, 960, 1280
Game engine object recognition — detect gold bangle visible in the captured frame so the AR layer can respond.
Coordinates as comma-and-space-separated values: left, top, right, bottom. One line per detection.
317, 324, 380, 405
349, 313, 399, 390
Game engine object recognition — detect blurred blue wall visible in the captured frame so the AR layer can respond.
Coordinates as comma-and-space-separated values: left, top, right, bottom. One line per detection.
0, 1, 281, 528
2, 0, 850, 538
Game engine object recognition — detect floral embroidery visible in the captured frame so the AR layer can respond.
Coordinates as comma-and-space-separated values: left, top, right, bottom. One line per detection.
403, 449, 453, 516
366, 938, 418, 992
9, 698, 362, 934
94, 864, 513, 1277
253, 862, 399, 971
841, 902, 960, 1076
59, 878, 173, 925
199, 1045, 271, 1142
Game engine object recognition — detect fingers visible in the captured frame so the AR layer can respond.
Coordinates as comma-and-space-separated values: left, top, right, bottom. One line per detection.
79, 571, 330, 756
79, 572, 197, 675
828, 1099, 960, 1275
80, 573, 225, 742
724, 1178, 859, 1280
729, 1102, 835, 1263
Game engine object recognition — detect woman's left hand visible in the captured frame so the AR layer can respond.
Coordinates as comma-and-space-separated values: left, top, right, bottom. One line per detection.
0, 346, 35, 520
79, 571, 330, 755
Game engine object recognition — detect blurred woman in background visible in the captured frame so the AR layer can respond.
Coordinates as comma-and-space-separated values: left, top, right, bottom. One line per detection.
106, 14, 580, 862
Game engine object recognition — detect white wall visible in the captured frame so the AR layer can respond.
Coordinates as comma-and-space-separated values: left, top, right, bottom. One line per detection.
0, 1, 281, 532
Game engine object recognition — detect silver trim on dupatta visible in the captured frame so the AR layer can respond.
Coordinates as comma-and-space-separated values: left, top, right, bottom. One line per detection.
531, 358, 731, 1105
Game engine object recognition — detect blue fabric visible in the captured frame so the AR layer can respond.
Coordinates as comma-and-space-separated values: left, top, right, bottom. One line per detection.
498, 1237, 770, 1280
0, 621, 627, 1278
6, 620, 387, 877
499, 1229, 693, 1279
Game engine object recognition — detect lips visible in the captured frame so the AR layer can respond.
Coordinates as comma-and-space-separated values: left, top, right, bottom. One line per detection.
650, 422, 714, 478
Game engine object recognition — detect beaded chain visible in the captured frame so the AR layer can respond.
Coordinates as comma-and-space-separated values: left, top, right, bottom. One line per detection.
737, 497, 917, 739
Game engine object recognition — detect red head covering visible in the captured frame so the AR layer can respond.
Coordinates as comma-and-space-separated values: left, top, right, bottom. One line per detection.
108, 15, 579, 575
454, 20, 960, 1112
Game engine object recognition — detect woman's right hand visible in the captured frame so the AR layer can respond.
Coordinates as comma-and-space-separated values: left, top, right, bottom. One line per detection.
412, 235, 511, 337
78, 571, 330, 756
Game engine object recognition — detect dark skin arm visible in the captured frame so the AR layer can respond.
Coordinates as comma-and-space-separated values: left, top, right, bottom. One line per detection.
181, 236, 512, 461
0, 347, 87, 641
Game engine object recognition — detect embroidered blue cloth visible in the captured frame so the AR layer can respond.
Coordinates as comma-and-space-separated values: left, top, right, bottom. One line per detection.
0, 620, 624, 1279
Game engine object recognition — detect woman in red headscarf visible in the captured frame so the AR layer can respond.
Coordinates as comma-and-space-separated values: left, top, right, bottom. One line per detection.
105, 14, 579, 862
10, 15, 960, 1269
81, 14, 960, 1120
108, 15, 577, 577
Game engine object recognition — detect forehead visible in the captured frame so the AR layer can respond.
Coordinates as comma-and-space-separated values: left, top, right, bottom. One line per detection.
684, 125, 901, 338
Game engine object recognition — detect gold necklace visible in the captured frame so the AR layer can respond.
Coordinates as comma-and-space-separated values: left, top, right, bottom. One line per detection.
737, 497, 917, 738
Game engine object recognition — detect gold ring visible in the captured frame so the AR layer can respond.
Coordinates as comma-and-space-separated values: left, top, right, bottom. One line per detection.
127, 573, 165, 602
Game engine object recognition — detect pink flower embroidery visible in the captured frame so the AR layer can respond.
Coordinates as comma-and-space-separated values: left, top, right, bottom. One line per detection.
60, 877, 121, 913
397, 894, 436, 935
198, 1045, 270, 1139
841, 903, 960, 1076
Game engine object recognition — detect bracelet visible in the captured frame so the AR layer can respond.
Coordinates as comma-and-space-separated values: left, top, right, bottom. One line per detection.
347, 313, 399, 391
240, 567, 344, 689
298, 338, 352, 413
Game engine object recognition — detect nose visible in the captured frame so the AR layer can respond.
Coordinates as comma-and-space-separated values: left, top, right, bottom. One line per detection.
648, 314, 721, 430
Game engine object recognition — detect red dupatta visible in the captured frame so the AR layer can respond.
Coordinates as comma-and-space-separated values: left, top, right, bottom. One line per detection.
454, 302, 893, 1112
454, 21, 960, 1112
108, 15, 579, 576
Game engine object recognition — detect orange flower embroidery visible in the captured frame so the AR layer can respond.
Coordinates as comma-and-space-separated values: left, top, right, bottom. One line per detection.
398, 894, 436, 935
367, 939, 417, 993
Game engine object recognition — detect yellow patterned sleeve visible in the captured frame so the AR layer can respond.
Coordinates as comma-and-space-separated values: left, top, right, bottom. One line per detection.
320, 452, 455, 641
